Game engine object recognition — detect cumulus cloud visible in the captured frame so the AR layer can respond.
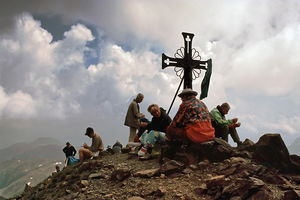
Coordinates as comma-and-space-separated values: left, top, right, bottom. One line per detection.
0, 1, 300, 147
0, 13, 94, 119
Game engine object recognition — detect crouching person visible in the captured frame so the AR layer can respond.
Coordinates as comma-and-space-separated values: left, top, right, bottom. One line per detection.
138, 104, 171, 157
79, 127, 104, 162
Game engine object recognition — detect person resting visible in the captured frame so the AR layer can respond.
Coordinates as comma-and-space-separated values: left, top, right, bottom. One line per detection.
79, 127, 104, 162
210, 102, 242, 146
166, 88, 215, 144
138, 104, 172, 157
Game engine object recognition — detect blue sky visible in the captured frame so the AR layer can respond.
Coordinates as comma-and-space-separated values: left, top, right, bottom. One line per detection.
0, 0, 300, 152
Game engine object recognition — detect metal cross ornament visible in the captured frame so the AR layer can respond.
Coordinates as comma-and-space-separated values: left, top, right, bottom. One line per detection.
162, 32, 210, 89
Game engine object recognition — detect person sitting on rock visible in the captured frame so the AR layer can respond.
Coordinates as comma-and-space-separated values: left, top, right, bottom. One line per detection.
210, 102, 242, 146
166, 88, 215, 144
79, 127, 104, 162
138, 104, 172, 157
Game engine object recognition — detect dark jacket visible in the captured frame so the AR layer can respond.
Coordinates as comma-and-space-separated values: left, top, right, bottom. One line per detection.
63, 145, 77, 158
146, 107, 172, 133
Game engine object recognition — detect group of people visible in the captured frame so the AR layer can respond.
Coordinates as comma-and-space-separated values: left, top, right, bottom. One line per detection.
62, 127, 104, 167
60, 88, 242, 167
124, 89, 242, 157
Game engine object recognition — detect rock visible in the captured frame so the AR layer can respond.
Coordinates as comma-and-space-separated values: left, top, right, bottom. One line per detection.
193, 183, 207, 195
283, 189, 300, 200
65, 189, 71, 194
228, 157, 249, 164
219, 166, 237, 176
247, 189, 273, 200
80, 180, 89, 187
229, 197, 241, 200
160, 159, 185, 175
103, 194, 113, 198
249, 177, 265, 187
127, 197, 145, 200
157, 187, 167, 196
261, 174, 286, 185
238, 138, 255, 150
189, 164, 198, 170
111, 168, 131, 181
206, 175, 230, 189
198, 159, 210, 168
290, 154, 300, 173
146, 187, 167, 197
251, 133, 292, 171
133, 168, 160, 178
221, 179, 250, 197
182, 168, 193, 174
88, 172, 105, 179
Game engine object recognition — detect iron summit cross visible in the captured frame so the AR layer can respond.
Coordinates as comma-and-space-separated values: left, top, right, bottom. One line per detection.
162, 32, 209, 89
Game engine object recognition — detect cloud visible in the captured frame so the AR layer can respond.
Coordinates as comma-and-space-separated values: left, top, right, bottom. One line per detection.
0, 13, 94, 119
0, 1, 300, 148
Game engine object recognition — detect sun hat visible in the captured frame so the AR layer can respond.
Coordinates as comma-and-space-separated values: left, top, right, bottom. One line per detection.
178, 88, 198, 97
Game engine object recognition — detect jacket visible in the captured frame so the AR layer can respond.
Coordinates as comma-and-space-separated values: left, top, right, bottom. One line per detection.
169, 96, 215, 143
146, 107, 171, 133
124, 99, 141, 129
210, 106, 232, 126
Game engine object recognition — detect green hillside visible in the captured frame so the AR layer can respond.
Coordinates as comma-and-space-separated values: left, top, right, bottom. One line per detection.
0, 158, 64, 199
0, 137, 66, 199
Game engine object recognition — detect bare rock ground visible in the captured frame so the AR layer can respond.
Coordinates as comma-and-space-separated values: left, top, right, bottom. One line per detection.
14, 134, 300, 200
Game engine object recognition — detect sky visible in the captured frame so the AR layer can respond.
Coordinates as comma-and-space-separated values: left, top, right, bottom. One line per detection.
0, 0, 300, 151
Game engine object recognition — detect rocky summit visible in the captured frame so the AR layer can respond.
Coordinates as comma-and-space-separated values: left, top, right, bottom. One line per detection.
13, 134, 300, 200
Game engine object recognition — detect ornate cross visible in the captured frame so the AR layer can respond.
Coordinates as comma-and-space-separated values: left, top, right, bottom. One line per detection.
162, 32, 210, 89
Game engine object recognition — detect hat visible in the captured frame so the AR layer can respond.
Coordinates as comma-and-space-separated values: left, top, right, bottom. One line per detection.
178, 88, 198, 97
85, 127, 94, 136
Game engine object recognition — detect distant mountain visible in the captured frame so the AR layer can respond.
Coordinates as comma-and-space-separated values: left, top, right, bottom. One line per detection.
0, 137, 64, 162
0, 137, 66, 198
288, 137, 300, 155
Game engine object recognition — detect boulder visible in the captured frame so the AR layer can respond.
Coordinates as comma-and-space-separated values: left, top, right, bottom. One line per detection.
251, 134, 292, 171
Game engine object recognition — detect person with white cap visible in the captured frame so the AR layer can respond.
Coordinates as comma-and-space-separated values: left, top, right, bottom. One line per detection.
166, 88, 215, 144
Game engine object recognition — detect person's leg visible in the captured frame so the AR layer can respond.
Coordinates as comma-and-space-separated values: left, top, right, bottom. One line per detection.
79, 148, 92, 162
229, 127, 242, 145
129, 127, 137, 142
213, 122, 229, 142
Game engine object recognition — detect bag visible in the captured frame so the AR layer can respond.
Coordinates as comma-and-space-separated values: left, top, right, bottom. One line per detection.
68, 156, 79, 166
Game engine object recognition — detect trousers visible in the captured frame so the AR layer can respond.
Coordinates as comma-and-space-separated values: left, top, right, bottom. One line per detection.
212, 121, 241, 144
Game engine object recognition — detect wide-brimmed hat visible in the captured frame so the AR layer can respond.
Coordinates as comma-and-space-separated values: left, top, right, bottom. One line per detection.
85, 127, 94, 136
178, 88, 198, 97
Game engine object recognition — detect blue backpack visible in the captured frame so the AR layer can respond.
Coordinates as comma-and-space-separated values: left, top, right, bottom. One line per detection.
68, 156, 80, 166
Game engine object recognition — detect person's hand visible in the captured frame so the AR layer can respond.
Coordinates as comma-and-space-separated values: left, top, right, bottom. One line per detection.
140, 122, 148, 128
235, 122, 241, 127
140, 113, 145, 118
83, 143, 88, 148
232, 118, 238, 123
